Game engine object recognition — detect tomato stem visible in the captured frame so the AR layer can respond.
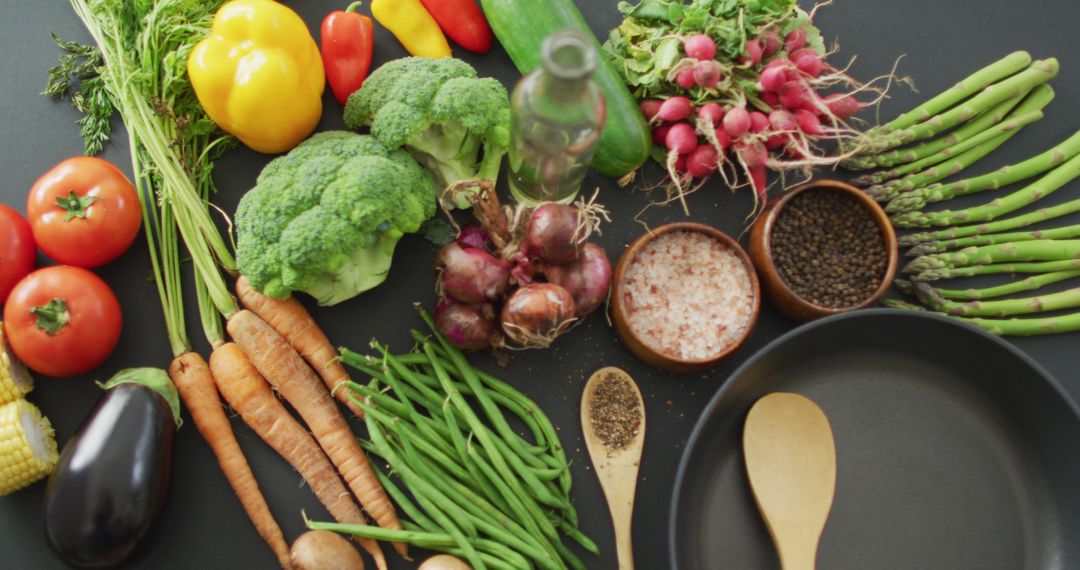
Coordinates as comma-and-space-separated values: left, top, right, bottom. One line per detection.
55, 191, 98, 221
30, 298, 71, 335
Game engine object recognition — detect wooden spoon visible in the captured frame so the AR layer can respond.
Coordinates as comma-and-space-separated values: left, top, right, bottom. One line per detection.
581, 367, 646, 570
743, 392, 837, 570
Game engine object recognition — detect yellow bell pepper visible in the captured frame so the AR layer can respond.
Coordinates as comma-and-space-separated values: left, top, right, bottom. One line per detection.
372, 0, 452, 59
188, 0, 325, 154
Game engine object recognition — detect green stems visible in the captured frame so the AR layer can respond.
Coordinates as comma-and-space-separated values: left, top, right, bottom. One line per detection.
887, 130, 1080, 214
896, 272, 1080, 301
900, 198, 1080, 247
907, 223, 1080, 256
912, 259, 1080, 282
913, 281, 1080, 317
893, 152, 1080, 228
905, 240, 1080, 274
864, 51, 1032, 137
960, 313, 1080, 336
335, 314, 592, 569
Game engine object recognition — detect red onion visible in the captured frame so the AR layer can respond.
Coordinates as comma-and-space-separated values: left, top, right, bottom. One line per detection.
437, 242, 511, 303
456, 225, 490, 250
544, 243, 612, 317
501, 284, 577, 348
435, 300, 496, 350
525, 203, 584, 264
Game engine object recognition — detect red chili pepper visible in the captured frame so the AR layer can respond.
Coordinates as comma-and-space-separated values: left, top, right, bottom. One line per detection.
418, 0, 493, 54
320, 2, 375, 106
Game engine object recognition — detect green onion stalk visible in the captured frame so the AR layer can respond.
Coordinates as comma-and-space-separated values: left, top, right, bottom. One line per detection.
48, 0, 237, 354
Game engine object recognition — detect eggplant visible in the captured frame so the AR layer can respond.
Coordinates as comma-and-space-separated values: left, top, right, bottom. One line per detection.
44, 368, 181, 568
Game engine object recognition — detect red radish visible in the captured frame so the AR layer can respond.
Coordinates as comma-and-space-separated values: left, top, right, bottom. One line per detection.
740, 39, 763, 65
784, 28, 806, 53
765, 132, 788, 150
543, 243, 612, 317
759, 66, 787, 92
456, 225, 490, 250
698, 103, 724, 127
795, 109, 823, 135
686, 144, 719, 178
750, 164, 768, 197
652, 123, 669, 145
675, 67, 697, 89
794, 52, 824, 77
693, 60, 723, 89
501, 284, 576, 348
640, 99, 663, 121
652, 123, 674, 146
437, 242, 511, 303
526, 203, 586, 264
736, 140, 768, 168
765, 58, 791, 70
435, 301, 496, 350
722, 106, 751, 137
713, 128, 732, 151
657, 96, 693, 122
760, 31, 782, 57
768, 109, 798, 132
779, 81, 808, 110
750, 111, 770, 133
674, 154, 688, 173
789, 48, 818, 63
665, 122, 699, 154
683, 34, 717, 61
825, 93, 861, 119
760, 91, 780, 108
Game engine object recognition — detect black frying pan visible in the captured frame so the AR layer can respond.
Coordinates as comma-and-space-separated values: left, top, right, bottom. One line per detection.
669, 309, 1080, 570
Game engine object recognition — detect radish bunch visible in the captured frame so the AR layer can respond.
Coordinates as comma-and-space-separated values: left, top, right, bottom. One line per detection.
434, 183, 612, 351
606, 0, 894, 203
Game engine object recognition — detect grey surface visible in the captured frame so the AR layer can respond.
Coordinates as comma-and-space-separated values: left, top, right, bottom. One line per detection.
672, 310, 1080, 570
0, 0, 1077, 569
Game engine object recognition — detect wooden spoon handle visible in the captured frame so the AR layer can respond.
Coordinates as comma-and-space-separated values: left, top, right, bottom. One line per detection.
609, 494, 635, 570
776, 537, 817, 570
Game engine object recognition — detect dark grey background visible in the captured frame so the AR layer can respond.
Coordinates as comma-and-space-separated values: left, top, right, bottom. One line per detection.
1, 0, 1077, 568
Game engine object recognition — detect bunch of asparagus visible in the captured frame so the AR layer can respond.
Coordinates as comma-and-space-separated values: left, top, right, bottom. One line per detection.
308, 309, 594, 570
846, 52, 1080, 335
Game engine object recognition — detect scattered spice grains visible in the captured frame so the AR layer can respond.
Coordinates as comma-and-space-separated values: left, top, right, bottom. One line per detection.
588, 370, 642, 455
622, 230, 755, 360
771, 189, 887, 308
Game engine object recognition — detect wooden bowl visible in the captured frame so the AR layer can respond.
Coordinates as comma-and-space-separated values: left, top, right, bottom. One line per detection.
748, 179, 898, 323
610, 223, 761, 374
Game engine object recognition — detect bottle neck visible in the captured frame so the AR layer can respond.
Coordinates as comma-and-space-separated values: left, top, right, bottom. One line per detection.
535, 29, 596, 102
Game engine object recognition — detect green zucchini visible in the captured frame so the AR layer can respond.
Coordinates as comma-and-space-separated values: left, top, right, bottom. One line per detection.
480, 0, 652, 178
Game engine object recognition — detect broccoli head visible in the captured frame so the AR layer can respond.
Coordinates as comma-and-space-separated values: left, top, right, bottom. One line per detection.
235, 131, 437, 306
343, 57, 510, 209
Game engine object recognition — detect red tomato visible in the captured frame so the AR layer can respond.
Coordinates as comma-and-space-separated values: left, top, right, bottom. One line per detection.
3, 266, 122, 378
0, 205, 35, 304
27, 156, 141, 268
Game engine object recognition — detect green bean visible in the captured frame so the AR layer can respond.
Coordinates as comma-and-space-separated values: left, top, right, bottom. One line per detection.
398, 522, 527, 570
553, 516, 599, 554
363, 402, 471, 483
368, 459, 441, 533
395, 425, 561, 570
366, 417, 484, 568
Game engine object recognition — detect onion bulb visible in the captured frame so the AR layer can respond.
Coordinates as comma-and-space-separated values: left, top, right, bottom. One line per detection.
501, 284, 576, 348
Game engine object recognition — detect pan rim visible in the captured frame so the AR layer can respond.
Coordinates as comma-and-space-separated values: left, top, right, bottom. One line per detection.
667, 308, 1080, 569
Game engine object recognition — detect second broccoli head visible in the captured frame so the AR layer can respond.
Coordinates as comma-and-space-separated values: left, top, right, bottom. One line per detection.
344, 57, 511, 209
235, 131, 437, 306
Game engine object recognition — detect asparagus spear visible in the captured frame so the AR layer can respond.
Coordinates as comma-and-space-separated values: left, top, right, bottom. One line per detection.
905, 240, 1080, 273
887, 130, 1080, 214
914, 259, 1080, 282
893, 151, 1080, 228
863, 51, 1032, 138
913, 280, 1080, 317
898, 271, 1080, 301
907, 223, 1080, 256
844, 90, 1027, 171
881, 299, 928, 311
858, 59, 1058, 155
853, 109, 1043, 186
864, 84, 1056, 201
900, 196, 1080, 246
960, 312, 1080, 336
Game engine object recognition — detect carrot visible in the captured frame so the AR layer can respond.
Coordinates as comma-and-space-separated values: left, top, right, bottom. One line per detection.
170, 351, 293, 570
226, 310, 405, 557
235, 276, 363, 419
209, 343, 387, 570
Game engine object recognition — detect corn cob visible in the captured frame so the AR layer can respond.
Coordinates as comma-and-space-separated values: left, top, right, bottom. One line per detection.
0, 325, 33, 406
0, 399, 58, 496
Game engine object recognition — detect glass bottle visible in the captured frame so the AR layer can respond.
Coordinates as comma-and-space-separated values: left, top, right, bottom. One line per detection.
508, 29, 606, 205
